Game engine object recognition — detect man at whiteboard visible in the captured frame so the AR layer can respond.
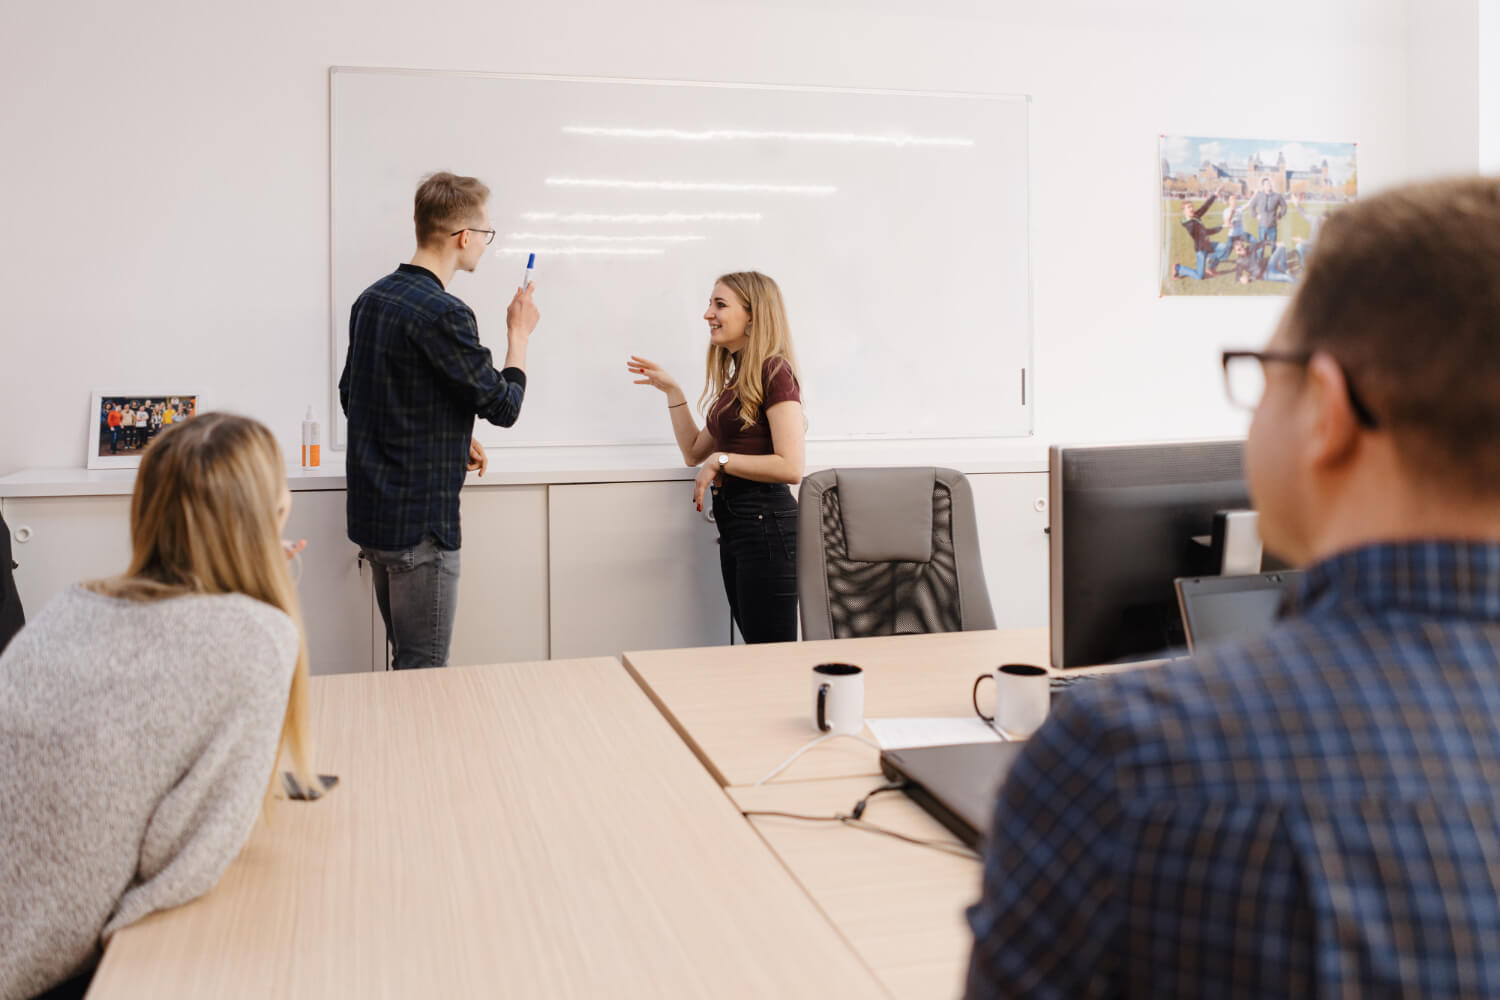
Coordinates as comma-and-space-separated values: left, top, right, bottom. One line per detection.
339, 171, 539, 669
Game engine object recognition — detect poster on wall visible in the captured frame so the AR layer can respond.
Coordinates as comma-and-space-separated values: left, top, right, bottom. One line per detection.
1160, 135, 1357, 297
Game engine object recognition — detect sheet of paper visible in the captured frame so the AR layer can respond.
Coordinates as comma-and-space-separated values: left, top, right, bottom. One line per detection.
865, 717, 1004, 750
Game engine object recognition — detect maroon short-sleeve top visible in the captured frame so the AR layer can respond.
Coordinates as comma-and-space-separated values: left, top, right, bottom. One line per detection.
706, 358, 801, 456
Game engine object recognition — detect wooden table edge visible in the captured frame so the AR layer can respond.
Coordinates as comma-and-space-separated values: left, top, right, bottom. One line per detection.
621, 650, 732, 787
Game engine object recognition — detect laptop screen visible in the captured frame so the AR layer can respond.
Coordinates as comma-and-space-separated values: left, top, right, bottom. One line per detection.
1175, 570, 1303, 652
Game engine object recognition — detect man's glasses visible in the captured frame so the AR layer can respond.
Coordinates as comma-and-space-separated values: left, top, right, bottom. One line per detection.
450, 227, 497, 246
1221, 350, 1379, 429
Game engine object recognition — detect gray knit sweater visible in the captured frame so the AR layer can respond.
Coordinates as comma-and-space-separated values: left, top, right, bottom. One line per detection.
0, 585, 297, 1000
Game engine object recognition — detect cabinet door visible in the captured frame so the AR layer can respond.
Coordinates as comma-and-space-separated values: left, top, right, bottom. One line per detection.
548, 482, 730, 659
968, 472, 1050, 631
282, 489, 375, 675
449, 486, 549, 666
2, 496, 133, 617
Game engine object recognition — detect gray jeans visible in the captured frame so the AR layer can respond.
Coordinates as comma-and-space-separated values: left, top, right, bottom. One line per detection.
360, 536, 460, 670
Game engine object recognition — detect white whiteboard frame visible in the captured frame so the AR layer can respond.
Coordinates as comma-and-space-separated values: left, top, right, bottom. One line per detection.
328, 66, 1035, 451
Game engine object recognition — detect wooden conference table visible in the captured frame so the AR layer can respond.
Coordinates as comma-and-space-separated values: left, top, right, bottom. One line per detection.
623, 628, 1145, 1000
93, 629, 1126, 999
623, 627, 1054, 788
90, 658, 884, 999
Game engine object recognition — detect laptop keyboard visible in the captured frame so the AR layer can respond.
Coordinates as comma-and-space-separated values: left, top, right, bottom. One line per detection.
1049, 672, 1104, 694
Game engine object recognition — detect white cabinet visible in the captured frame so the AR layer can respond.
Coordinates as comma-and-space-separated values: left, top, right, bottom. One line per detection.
282, 489, 375, 675
548, 482, 731, 658
2, 491, 377, 675
3, 470, 1049, 667
968, 472, 1050, 631
2, 495, 134, 617
449, 486, 550, 666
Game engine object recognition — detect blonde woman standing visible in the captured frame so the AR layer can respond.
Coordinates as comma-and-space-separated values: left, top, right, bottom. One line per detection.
629, 271, 805, 643
0, 413, 322, 1000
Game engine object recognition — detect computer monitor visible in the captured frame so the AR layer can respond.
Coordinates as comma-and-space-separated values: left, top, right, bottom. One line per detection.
1048, 439, 1279, 669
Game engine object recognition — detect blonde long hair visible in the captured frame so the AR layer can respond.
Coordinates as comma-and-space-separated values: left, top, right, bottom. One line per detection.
85, 413, 315, 802
699, 271, 803, 428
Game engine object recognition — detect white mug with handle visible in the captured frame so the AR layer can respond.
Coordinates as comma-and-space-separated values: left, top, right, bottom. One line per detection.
972, 663, 1050, 740
812, 662, 865, 736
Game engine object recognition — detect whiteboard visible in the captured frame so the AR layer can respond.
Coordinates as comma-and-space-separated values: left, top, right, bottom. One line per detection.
330, 68, 1033, 449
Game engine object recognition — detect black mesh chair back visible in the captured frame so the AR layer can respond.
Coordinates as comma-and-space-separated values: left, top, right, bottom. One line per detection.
797, 467, 995, 641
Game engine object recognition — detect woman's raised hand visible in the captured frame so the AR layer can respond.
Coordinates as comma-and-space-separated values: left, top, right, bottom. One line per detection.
627, 356, 680, 396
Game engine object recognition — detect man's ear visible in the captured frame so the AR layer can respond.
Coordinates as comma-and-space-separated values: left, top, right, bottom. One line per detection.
1304, 351, 1362, 473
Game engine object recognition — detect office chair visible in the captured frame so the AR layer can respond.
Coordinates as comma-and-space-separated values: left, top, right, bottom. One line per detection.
797, 467, 995, 641
0, 512, 23, 656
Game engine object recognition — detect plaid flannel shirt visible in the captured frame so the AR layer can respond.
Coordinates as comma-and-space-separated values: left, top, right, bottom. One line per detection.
967, 540, 1500, 998
339, 264, 525, 551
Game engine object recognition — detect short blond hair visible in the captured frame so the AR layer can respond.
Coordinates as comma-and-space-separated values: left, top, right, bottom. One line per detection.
414, 171, 490, 247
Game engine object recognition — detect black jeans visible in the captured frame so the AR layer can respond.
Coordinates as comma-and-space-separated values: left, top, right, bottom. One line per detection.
712, 479, 799, 643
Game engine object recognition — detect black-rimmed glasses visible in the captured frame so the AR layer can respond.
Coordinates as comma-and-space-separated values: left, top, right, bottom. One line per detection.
450, 227, 497, 246
1221, 350, 1379, 429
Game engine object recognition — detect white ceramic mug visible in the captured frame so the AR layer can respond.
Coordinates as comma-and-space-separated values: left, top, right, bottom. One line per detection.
972, 663, 1050, 739
812, 663, 865, 736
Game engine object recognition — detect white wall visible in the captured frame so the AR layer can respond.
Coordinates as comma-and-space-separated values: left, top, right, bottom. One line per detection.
0, 0, 1441, 477
1482, 0, 1500, 173
1408, 0, 1481, 179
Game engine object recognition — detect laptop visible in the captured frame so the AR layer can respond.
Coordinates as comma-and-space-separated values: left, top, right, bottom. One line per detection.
882, 574, 1303, 848
879, 741, 1025, 849
1174, 569, 1303, 653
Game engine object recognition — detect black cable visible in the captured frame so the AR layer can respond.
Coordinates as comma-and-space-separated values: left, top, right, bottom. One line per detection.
742, 810, 843, 823
841, 818, 982, 860
742, 780, 981, 861
851, 779, 906, 820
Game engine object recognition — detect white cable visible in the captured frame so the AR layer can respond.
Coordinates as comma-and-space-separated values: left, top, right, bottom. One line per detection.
756, 732, 834, 786
754, 731, 881, 786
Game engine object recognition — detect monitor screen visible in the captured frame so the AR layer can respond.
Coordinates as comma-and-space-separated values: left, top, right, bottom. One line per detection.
1048, 440, 1282, 669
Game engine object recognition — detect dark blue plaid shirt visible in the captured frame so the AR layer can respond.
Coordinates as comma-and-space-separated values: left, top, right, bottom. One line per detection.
339, 264, 525, 550
967, 541, 1500, 998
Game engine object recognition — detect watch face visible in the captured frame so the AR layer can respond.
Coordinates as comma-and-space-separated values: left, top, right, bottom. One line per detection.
718, 453, 729, 465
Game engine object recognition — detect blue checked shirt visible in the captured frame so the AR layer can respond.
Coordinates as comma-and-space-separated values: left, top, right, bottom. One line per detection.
339, 264, 525, 551
967, 541, 1500, 998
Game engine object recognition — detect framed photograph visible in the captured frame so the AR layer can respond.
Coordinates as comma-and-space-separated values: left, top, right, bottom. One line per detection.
1160, 135, 1357, 297
88, 391, 203, 469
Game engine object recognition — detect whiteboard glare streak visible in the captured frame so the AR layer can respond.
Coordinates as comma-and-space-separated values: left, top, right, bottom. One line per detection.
545, 178, 837, 195
562, 126, 976, 148
508, 233, 707, 243
495, 247, 667, 256
520, 212, 762, 224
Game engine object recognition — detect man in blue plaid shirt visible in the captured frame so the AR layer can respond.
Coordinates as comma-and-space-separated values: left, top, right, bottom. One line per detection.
340, 172, 538, 669
967, 177, 1500, 997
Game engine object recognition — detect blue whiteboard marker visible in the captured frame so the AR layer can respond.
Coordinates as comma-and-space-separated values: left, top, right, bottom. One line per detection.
523, 252, 535, 290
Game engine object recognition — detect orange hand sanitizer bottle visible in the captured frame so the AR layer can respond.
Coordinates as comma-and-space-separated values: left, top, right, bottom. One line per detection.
301, 406, 321, 470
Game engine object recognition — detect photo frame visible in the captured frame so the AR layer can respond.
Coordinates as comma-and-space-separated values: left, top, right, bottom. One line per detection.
1159, 134, 1357, 297
88, 391, 204, 470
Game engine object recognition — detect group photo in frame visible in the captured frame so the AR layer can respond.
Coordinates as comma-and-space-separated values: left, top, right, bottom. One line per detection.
88, 391, 202, 470
1160, 134, 1357, 297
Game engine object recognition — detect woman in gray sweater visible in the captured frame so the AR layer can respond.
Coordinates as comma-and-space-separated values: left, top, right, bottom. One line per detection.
0, 413, 322, 1000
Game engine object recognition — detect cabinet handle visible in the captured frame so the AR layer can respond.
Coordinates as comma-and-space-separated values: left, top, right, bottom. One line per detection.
13, 525, 32, 544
